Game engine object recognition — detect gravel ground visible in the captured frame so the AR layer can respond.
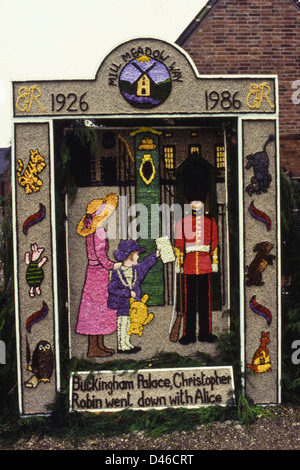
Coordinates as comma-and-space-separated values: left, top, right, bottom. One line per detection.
0, 405, 300, 451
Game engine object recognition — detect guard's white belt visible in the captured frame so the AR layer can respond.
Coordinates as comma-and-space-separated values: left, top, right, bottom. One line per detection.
185, 245, 210, 253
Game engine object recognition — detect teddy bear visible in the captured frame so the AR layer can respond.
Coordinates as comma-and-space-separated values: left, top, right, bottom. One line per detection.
128, 294, 154, 336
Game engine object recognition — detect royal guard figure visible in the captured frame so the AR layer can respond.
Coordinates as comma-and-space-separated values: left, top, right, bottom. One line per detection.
174, 158, 218, 344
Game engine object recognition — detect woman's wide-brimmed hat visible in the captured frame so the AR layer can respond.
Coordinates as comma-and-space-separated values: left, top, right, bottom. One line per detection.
113, 239, 146, 262
77, 193, 118, 237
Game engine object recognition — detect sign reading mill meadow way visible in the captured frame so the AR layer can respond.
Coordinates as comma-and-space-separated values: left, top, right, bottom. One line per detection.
11, 38, 280, 416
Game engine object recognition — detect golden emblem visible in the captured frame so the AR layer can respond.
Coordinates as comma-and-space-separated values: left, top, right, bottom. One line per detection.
246, 82, 275, 110
16, 85, 46, 113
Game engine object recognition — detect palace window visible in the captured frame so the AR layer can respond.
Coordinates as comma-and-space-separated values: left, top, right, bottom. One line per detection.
163, 146, 175, 169
189, 144, 201, 156
101, 155, 117, 185
216, 145, 225, 168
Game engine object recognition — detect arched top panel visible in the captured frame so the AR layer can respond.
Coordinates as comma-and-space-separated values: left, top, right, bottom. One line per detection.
12, 37, 278, 118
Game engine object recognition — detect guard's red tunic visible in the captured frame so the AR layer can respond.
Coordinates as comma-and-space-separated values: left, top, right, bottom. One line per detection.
174, 213, 218, 275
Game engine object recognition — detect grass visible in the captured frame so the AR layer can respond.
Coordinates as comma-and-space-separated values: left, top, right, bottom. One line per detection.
0, 351, 274, 446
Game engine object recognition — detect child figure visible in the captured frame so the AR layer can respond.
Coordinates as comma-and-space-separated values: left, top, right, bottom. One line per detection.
108, 240, 160, 353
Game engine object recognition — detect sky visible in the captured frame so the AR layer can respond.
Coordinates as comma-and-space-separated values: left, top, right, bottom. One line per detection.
0, 0, 207, 148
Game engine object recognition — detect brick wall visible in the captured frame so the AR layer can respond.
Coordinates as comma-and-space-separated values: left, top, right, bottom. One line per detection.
180, 0, 300, 177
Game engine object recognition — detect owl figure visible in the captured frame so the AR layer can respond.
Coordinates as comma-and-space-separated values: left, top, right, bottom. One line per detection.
25, 339, 53, 388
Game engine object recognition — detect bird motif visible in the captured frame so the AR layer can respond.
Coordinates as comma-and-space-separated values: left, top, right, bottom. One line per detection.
25, 339, 53, 388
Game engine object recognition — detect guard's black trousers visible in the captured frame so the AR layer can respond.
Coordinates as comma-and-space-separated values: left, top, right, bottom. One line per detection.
184, 274, 210, 340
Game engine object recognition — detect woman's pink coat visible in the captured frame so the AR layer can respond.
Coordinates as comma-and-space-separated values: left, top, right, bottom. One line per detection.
76, 227, 117, 335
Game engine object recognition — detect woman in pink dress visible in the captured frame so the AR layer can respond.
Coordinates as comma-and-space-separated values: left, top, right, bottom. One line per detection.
76, 193, 120, 357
